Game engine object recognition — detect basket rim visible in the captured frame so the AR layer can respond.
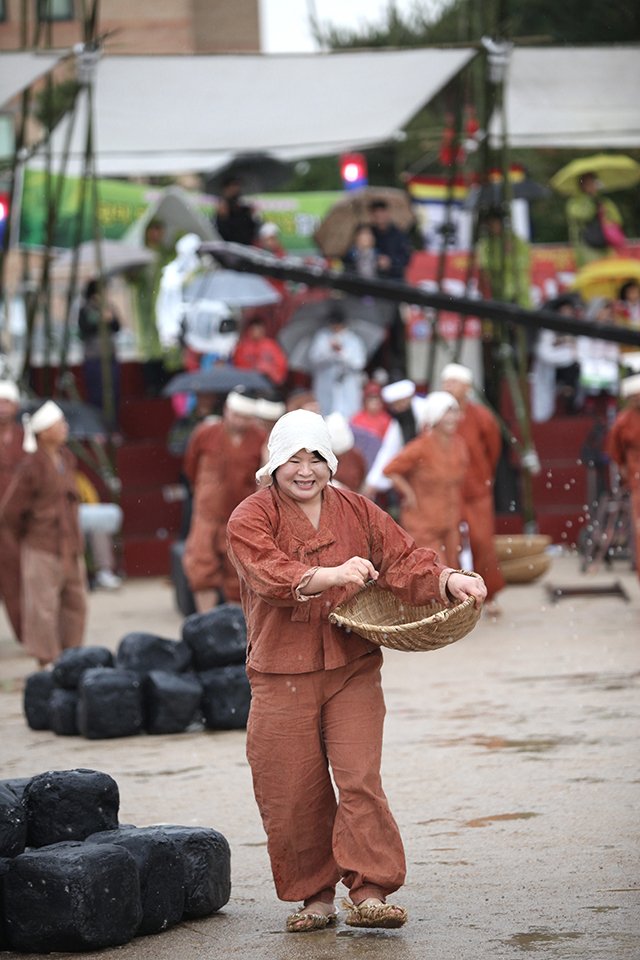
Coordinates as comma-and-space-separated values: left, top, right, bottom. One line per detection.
329, 571, 483, 636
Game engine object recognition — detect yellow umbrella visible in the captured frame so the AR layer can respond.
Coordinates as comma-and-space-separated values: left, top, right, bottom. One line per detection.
572, 257, 640, 301
550, 154, 640, 196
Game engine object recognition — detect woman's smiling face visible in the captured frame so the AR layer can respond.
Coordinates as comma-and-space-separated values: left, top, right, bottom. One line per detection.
275, 448, 331, 502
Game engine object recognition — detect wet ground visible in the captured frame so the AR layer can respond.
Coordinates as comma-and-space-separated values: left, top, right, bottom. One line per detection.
0, 554, 639, 959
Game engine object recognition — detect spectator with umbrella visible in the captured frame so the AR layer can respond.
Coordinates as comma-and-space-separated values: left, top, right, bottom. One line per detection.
215, 177, 260, 247
369, 200, 411, 280
550, 156, 640, 268
308, 303, 367, 418
78, 279, 121, 423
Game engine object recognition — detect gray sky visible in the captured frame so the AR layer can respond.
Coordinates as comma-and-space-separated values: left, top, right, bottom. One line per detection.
259, 0, 448, 53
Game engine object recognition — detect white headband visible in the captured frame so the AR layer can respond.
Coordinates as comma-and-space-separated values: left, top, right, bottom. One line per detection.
440, 363, 473, 385
255, 398, 286, 422
256, 409, 338, 483
325, 412, 354, 456
0, 381, 19, 403
422, 391, 459, 428
621, 373, 640, 398
225, 391, 258, 417
22, 400, 64, 452
381, 379, 415, 404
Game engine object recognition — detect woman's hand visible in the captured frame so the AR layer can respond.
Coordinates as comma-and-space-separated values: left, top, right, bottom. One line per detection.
332, 557, 379, 589
301, 558, 379, 595
447, 572, 487, 609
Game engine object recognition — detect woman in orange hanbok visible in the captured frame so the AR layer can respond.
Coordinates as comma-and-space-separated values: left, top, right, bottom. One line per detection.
383, 392, 468, 568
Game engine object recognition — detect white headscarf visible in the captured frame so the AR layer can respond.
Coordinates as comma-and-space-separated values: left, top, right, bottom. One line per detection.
422, 391, 459, 428
381, 379, 415, 404
255, 398, 286, 422
440, 362, 473, 385
325, 412, 355, 456
621, 373, 640, 398
0, 381, 19, 403
22, 400, 64, 452
256, 409, 338, 483
225, 391, 258, 417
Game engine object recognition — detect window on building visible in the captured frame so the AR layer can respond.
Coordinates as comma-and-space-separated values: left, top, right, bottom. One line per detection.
38, 0, 74, 21
0, 0, 7, 23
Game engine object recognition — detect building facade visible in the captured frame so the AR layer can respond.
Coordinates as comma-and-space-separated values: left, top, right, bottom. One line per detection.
0, 0, 261, 54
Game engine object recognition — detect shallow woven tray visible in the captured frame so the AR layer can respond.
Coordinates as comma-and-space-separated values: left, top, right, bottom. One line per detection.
328, 572, 483, 653
494, 534, 551, 562
499, 552, 551, 583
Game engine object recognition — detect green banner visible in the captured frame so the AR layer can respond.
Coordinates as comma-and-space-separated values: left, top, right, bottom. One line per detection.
19, 170, 161, 248
19, 169, 341, 253
249, 192, 342, 251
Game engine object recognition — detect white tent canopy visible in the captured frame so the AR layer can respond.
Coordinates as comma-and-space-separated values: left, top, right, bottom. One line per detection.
0, 51, 64, 108
35, 48, 475, 177
500, 46, 640, 149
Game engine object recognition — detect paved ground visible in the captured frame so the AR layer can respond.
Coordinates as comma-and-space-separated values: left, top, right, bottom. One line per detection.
1, 555, 639, 959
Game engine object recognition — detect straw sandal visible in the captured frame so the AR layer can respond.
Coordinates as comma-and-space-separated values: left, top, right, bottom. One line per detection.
286, 901, 337, 933
342, 898, 407, 929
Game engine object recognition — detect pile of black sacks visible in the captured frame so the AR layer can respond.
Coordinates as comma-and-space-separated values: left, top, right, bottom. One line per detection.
0, 768, 230, 952
23, 605, 251, 739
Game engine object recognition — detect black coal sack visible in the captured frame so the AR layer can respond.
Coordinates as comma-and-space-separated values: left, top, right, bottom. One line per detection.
0, 779, 31, 802
144, 671, 203, 735
24, 769, 119, 848
200, 664, 251, 730
52, 646, 114, 689
116, 633, 192, 675
0, 785, 27, 859
77, 668, 144, 739
23, 671, 57, 730
3, 840, 142, 952
48, 688, 79, 736
87, 826, 185, 936
182, 605, 247, 671
158, 826, 230, 918
0, 857, 12, 950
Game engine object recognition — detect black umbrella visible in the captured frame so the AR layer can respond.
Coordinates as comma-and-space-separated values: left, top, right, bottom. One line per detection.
162, 366, 273, 397
20, 400, 108, 440
206, 153, 295, 196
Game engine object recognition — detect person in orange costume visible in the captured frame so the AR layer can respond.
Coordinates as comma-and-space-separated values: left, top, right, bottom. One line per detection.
383, 392, 468, 567
440, 363, 506, 616
183, 391, 266, 611
606, 373, 640, 580
233, 317, 289, 387
227, 410, 485, 934
0, 381, 27, 641
1, 401, 86, 666
326, 412, 366, 492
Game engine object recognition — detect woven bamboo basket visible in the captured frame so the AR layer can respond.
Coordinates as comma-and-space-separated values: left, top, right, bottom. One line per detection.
494, 534, 551, 562
499, 552, 551, 583
328, 572, 483, 653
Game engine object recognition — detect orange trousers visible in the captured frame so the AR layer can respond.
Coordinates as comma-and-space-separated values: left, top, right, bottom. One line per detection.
463, 493, 505, 601
22, 546, 87, 665
0, 527, 22, 641
246, 652, 406, 904
183, 515, 241, 602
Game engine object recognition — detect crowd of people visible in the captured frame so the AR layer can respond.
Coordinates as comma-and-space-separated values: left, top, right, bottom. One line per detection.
531, 282, 640, 423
